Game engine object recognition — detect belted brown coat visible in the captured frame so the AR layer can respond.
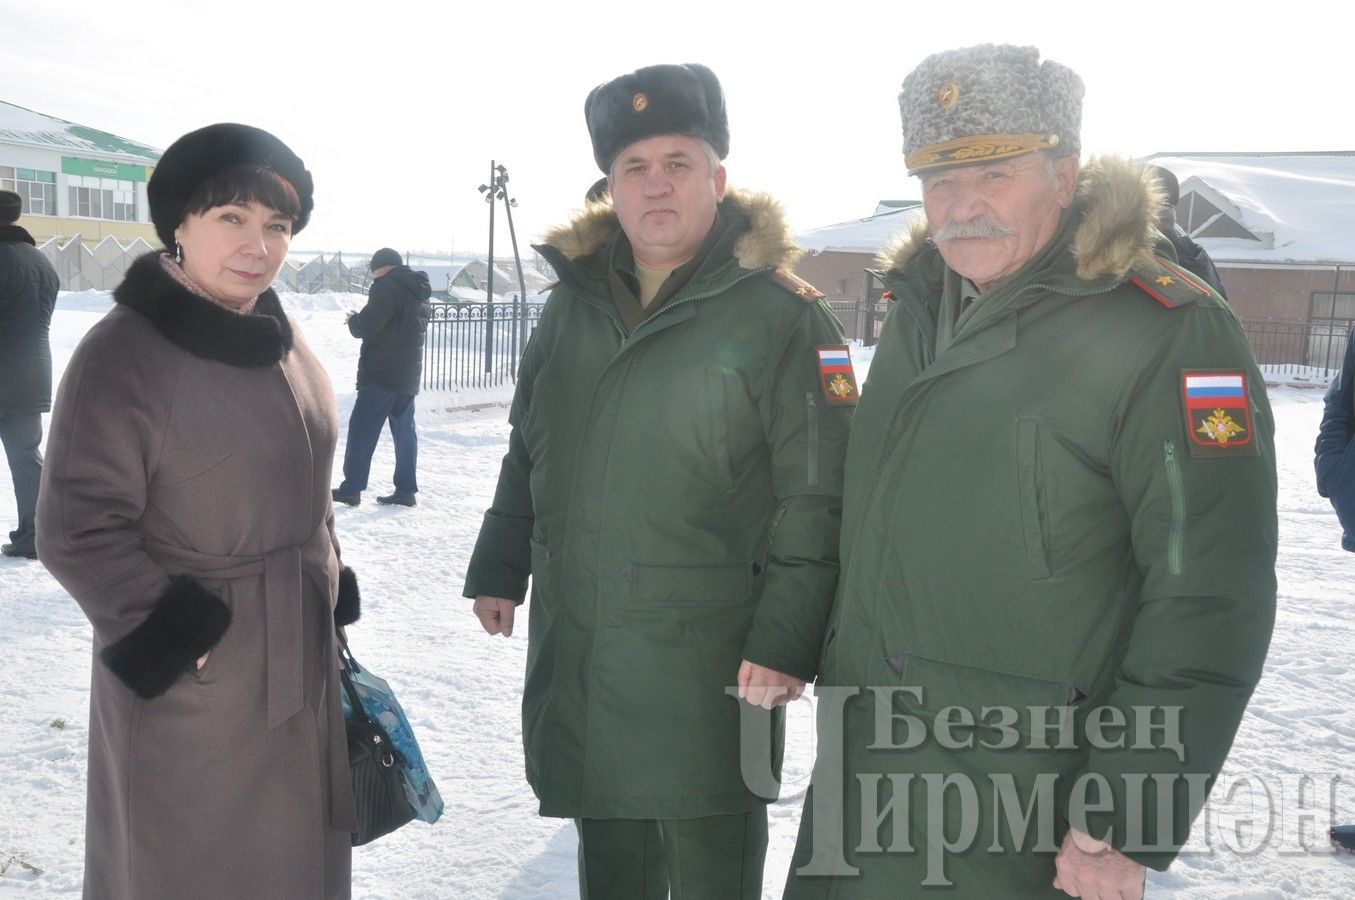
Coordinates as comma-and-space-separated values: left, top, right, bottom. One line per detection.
38, 253, 359, 900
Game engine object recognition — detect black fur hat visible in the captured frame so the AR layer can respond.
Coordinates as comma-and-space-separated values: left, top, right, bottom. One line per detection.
148, 123, 314, 250
1150, 165, 1180, 207
0, 189, 21, 225
370, 247, 402, 270
584, 63, 729, 173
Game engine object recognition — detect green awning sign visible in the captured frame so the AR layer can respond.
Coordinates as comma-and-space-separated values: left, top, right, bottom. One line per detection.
61, 157, 147, 182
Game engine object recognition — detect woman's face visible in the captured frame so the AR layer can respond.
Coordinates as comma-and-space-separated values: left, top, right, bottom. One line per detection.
174, 200, 293, 308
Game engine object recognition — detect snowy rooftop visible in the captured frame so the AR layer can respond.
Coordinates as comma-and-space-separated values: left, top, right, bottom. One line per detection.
798, 153, 1355, 265
796, 203, 925, 255
1147, 152, 1355, 265
0, 99, 160, 163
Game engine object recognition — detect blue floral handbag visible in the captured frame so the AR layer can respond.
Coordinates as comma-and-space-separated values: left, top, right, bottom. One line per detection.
340, 644, 445, 829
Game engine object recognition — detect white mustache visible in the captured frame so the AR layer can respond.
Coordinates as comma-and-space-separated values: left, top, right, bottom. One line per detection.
934, 219, 1016, 241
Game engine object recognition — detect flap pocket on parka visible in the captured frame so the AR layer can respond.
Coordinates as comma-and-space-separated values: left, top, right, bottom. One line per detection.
885, 650, 1084, 739
529, 537, 554, 599
1015, 416, 1054, 581
631, 562, 754, 607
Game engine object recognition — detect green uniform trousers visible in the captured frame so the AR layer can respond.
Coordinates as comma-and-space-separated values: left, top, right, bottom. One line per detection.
575, 810, 769, 899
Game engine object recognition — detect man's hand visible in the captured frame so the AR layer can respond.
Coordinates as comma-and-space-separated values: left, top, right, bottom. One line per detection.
737, 660, 805, 710
473, 596, 516, 637
1052, 827, 1146, 899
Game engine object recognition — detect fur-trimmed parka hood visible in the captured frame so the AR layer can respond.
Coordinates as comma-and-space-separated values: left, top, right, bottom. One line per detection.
876, 156, 1165, 284
114, 252, 294, 367
0, 224, 36, 245
539, 187, 802, 274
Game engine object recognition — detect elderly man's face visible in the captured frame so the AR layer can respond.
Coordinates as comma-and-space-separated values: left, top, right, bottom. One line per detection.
920, 152, 1079, 292
608, 134, 726, 268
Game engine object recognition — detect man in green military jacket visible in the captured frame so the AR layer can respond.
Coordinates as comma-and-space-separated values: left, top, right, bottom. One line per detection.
785, 45, 1277, 898
464, 63, 853, 899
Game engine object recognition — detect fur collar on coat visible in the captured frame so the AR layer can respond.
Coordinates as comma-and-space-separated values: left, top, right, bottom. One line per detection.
114, 251, 294, 367
540, 187, 802, 273
876, 156, 1166, 283
0, 224, 36, 245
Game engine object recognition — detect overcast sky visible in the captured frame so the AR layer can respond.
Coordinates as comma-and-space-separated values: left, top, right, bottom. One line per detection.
5, 0, 1346, 256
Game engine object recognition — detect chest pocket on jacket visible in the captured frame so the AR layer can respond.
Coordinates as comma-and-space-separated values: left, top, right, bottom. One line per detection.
705, 365, 761, 488
1015, 417, 1054, 581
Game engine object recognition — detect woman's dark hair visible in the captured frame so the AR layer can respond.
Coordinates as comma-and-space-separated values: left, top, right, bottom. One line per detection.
181, 165, 303, 225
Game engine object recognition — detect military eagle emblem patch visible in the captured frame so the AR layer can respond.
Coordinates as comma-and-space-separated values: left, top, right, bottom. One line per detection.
1181, 371, 1257, 457
817, 346, 859, 406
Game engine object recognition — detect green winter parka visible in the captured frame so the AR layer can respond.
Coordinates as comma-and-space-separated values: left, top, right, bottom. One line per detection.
785, 158, 1277, 897
464, 189, 852, 820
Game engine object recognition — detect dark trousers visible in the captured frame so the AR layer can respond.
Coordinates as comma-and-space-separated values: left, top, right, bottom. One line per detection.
575, 810, 768, 900
338, 386, 418, 495
0, 413, 43, 553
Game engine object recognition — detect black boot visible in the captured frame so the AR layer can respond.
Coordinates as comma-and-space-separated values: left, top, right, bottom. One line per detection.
331, 488, 361, 507
376, 492, 417, 507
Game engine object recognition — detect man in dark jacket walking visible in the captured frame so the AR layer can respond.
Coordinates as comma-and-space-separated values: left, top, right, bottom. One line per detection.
332, 248, 432, 507
0, 190, 59, 560
1149, 165, 1230, 300
464, 63, 851, 899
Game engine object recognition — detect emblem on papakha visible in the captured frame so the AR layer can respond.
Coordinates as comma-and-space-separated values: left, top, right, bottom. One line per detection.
632, 92, 648, 112
828, 373, 855, 399
1198, 409, 1244, 445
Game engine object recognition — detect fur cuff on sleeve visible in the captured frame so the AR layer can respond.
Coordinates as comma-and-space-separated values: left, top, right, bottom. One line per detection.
100, 576, 232, 699
335, 566, 360, 627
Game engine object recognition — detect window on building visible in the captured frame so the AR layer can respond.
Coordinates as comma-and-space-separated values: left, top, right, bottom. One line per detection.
68, 174, 138, 222
1179, 190, 1259, 242
837, 278, 848, 296
0, 166, 58, 215
1309, 291, 1355, 371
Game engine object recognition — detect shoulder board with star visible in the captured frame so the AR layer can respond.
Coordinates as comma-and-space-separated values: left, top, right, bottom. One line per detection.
769, 270, 826, 303
1127, 255, 1215, 310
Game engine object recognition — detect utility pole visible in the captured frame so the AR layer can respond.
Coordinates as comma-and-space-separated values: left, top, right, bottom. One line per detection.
478, 162, 531, 379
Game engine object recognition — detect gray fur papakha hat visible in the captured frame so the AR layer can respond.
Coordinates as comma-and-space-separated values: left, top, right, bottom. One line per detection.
899, 44, 1083, 175
585, 63, 729, 173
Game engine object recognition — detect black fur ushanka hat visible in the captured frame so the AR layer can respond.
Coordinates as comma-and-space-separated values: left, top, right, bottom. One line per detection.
584, 63, 729, 173
148, 123, 314, 249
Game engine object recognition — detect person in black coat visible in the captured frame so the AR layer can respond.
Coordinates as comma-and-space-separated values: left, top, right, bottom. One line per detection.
332, 248, 432, 507
1316, 326, 1355, 550
1150, 165, 1230, 300
0, 190, 59, 559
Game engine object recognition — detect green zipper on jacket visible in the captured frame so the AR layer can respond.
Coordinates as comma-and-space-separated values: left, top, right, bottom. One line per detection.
1163, 440, 1186, 576
805, 392, 819, 487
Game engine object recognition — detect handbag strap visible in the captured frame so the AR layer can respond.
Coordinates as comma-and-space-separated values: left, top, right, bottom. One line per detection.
338, 639, 374, 726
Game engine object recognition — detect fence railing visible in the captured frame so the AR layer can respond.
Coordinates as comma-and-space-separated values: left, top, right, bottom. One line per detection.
826, 299, 892, 346
423, 301, 544, 391
1239, 319, 1347, 378
36, 234, 375, 294
37, 234, 156, 291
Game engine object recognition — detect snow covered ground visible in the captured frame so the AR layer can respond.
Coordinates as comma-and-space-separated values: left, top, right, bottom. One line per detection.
0, 293, 1351, 897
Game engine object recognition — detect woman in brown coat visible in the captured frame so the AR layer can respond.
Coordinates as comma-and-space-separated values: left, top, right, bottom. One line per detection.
38, 124, 359, 899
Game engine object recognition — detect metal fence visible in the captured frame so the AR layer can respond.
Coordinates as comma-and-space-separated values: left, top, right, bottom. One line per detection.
826, 299, 892, 346
423, 301, 545, 391
1239, 319, 1348, 378
37, 234, 156, 291
35, 234, 374, 294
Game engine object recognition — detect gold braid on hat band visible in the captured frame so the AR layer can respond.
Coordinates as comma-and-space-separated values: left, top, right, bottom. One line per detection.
906, 132, 1061, 174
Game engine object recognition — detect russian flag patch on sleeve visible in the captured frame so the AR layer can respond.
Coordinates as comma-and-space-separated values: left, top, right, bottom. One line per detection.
817, 345, 859, 406
1180, 370, 1257, 457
